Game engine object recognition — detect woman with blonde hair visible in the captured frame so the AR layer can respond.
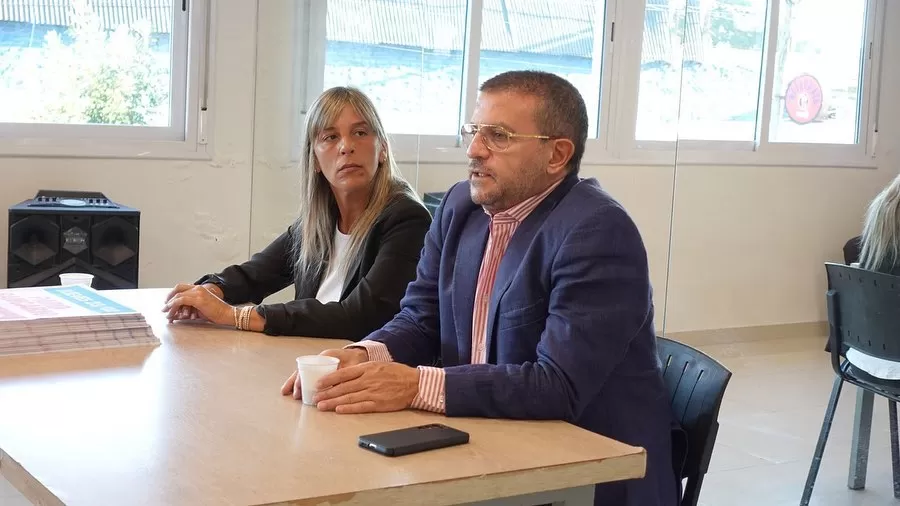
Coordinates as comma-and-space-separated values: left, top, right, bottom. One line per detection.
844, 174, 900, 379
163, 87, 431, 340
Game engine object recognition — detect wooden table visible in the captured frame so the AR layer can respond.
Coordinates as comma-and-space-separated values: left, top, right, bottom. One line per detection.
0, 289, 646, 506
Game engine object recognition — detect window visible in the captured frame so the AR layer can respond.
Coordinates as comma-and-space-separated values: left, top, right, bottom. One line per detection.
637, 0, 768, 142
635, 0, 880, 159
319, 0, 610, 142
635, 0, 688, 142
0, 0, 210, 156
304, 0, 884, 167
477, 0, 606, 137
768, 0, 869, 144
323, 0, 467, 136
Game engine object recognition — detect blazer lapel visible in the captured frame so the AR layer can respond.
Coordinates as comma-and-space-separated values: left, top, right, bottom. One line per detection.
297, 266, 322, 300
483, 214, 541, 358
484, 176, 578, 357
452, 210, 489, 365
340, 250, 363, 299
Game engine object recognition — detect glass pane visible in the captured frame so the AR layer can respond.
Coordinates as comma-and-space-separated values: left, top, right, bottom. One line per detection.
636, 0, 768, 142
635, 0, 683, 142
323, 0, 467, 136
0, 0, 174, 127
477, 0, 606, 137
768, 0, 867, 144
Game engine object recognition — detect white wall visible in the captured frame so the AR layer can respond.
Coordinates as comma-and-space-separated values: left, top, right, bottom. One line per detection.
663, 2, 900, 332
250, 0, 300, 254
0, 0, 259, 291
1, 0, 895, 335
663, 163, 895, 332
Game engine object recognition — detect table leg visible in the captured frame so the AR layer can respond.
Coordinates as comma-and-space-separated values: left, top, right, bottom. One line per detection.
460, 485, 594, 506
848, 389, 875, 490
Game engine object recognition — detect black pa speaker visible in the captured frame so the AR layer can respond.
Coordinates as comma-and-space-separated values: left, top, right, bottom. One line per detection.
7, 190, 140, 289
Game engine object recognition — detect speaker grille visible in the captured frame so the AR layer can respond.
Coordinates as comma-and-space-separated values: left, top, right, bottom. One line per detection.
91, 217, 137, 267
9, 215, 59, 266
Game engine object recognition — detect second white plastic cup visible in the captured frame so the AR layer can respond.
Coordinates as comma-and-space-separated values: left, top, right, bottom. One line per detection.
59, 273, 94, 287
296, 355, 340, 406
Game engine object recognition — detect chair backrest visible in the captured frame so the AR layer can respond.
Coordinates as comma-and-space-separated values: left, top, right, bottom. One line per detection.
657, 336, 732, 506
825, 262, 900, 363
423, 192, 445, 217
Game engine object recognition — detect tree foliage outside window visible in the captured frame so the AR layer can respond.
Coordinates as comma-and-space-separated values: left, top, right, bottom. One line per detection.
0, 0, 169, 127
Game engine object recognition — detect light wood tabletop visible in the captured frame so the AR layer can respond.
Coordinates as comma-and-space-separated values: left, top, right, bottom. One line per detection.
0, 289, 646, 506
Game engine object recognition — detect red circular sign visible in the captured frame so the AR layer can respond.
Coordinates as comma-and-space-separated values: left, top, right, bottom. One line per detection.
784, 74, 824, 125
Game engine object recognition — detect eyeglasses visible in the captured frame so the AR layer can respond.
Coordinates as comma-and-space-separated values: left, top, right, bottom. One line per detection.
460, 123, 555, 152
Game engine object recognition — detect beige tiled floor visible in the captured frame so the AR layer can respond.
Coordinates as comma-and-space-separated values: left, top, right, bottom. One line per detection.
695, 336, 897, 506
1, 335, 897, 505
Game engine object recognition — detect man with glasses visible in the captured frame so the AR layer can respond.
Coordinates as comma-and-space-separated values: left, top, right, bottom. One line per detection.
284, 70, 679, 506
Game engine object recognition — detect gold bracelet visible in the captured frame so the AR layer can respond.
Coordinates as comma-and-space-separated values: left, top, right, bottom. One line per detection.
240, 305, 252, 331
233, 306, 239, 329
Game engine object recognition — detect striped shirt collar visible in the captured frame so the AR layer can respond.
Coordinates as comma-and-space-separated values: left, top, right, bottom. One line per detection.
485, 178, 564, 223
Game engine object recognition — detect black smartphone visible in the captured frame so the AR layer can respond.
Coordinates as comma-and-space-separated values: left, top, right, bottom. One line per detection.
358, 423, 470, 457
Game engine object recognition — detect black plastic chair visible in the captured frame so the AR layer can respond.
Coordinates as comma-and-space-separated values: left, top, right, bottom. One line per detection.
423, 192, 445, 217
657, 336, 732, 506
802, 263, 900, 505
823, 237, 864, 354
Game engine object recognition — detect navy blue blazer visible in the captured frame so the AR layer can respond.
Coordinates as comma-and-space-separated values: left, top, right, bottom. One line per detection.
362, 173, 679, 506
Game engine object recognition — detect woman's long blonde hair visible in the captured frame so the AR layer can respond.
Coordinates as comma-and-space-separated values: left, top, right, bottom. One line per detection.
292, 87, 419, 280
859, 174, 900, 272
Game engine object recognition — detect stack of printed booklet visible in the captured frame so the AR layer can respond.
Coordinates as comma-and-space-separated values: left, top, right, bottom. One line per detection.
0, 285, 158, 356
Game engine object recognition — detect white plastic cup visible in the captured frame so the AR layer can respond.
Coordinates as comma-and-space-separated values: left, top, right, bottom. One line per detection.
59, 273, 94, 287
295, 355, 340, 406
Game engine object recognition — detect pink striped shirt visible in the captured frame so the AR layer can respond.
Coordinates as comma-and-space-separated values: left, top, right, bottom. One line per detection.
350, 180, 563, 413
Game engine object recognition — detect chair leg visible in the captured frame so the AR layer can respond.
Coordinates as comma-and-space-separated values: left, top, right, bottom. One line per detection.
848, 389, 875, 490
889, 400, 900, 499
801, 376, 844, 506
682, 474, 704, 506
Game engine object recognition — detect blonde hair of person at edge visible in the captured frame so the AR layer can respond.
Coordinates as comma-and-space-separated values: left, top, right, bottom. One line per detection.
162, 86, 432, 340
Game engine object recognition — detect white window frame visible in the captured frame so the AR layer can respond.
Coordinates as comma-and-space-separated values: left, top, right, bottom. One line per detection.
0, 0, 214, 160
293, 0, 619, 166
296, 0, 884, 169
618, 0, 884, 169
608, 0, 885, 168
